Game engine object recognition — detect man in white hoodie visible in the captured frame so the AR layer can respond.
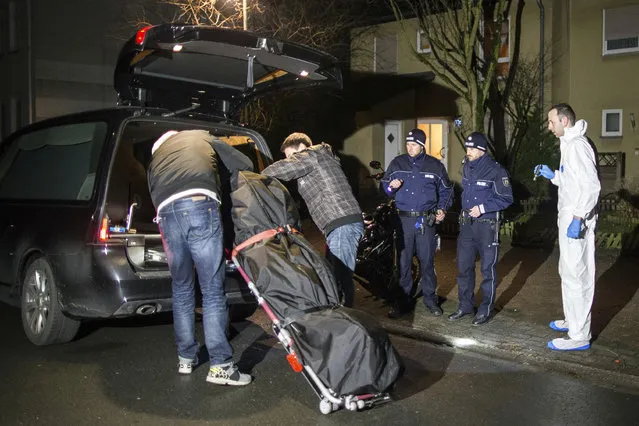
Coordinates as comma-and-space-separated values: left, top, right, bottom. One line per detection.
535, 103, 601, 351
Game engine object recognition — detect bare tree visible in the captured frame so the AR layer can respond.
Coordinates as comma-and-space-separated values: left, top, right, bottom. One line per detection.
389, 0, 526, 166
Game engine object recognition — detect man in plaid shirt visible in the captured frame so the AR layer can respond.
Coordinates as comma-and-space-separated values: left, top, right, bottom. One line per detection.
262, 132, 363, 307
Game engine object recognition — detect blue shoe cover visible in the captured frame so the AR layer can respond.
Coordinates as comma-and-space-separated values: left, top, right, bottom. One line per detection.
549, 321, 569, 332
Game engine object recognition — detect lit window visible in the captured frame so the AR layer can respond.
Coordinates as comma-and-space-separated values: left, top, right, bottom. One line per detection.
496, 18, 510, 78
602, 109, 623, 137
417, 30, 432, 54
603, 5, 639, 56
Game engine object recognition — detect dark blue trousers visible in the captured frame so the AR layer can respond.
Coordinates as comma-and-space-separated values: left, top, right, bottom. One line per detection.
397, 216, 438, 307
456, 221, 500, 316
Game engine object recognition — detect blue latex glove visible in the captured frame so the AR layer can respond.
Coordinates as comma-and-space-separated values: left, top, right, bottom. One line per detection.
534, 164, 555, 180
567, 218, 583, 239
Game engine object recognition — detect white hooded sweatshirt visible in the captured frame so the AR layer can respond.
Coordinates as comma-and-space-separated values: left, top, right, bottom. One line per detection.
550, 119, 600, 218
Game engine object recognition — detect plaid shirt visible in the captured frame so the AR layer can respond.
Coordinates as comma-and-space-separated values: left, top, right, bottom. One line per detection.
262, 143, 362, 234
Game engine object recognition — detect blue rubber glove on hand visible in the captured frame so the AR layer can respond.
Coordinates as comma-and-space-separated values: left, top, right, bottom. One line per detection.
534, 164, 555, 180
567, 218, 583, 239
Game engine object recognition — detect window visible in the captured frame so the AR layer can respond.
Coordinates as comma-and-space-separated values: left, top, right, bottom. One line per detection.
417, 30, 432, 54
602, 109, 623, 137
496, 17, 510, 78
0, 122, 108, 201
373, 34, 398, 74
603, 5, 639, 56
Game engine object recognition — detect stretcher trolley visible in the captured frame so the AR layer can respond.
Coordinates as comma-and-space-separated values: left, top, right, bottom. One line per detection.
230, 172, 403, 414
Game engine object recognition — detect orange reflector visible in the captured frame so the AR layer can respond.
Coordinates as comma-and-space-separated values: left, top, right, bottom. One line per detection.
135, 26, 153, 45
99, 217, 109, 241
286, 352, 303, 373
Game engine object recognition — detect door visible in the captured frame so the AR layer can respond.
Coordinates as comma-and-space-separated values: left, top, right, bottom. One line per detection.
384, 120, 402, 170
115, 24, 343, 118
417, 119, 449, 170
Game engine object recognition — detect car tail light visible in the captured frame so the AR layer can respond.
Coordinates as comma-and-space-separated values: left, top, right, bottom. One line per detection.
98, 217, 109, 242
286, 352, 304, 373
135, 26, 153, 46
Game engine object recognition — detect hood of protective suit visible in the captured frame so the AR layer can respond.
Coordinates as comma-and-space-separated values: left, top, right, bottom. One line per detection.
561, 119, 587, 142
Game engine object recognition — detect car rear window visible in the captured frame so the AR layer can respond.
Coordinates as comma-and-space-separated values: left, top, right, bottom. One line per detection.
0, 121, 108, 201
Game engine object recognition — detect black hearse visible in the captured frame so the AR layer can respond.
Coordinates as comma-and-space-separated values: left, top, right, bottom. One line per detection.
0, 24, 341, 345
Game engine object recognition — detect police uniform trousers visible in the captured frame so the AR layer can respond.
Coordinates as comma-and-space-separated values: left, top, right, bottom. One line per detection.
456, 220, 500, 316
397, 216, 438, 307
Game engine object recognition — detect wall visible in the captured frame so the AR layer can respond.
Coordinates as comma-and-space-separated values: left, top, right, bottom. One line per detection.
566, 0, 639, 184
31, 0, 131, 121
0, 0, 31, 139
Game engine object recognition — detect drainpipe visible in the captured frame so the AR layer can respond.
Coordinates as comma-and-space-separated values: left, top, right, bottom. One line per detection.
536, 0, 545, 110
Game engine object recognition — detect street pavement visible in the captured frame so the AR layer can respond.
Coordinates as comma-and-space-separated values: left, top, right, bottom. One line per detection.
2, 297, 639, 425
301, 219, 639, 393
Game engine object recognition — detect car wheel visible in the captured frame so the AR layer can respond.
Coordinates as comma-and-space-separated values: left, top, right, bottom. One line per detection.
21, 256, 81, 346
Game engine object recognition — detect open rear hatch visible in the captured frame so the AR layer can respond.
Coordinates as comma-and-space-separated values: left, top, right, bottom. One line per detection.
114, 24, 343, 118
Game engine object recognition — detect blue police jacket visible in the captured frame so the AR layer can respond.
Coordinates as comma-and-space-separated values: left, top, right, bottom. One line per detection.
461, 154, 514, 220
381, 152, 453, 212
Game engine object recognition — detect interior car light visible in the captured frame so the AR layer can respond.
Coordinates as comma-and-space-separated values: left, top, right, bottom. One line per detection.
135, 26, 153, 45
299, 70, 309, 77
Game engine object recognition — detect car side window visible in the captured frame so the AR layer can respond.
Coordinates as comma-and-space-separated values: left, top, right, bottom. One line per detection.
0, 121, 108, 201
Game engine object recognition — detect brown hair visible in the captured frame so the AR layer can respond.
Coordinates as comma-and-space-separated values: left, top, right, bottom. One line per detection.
280, 132, 312, 153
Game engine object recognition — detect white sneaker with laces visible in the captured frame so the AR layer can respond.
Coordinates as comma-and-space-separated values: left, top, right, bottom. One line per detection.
178, 356, 198, 375
206, 363, 252, 386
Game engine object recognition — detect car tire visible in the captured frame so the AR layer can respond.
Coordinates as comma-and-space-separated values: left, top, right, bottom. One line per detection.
21, 256, 81, 346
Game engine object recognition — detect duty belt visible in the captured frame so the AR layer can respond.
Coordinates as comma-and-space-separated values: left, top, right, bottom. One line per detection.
397, 210, 430, 217
459, 211, 499, 225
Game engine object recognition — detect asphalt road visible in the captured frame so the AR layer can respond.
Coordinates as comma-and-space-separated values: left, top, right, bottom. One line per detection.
1, 301, 638, 426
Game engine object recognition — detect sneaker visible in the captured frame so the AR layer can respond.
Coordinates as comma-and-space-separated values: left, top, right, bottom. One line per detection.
547, 337, 590, 351
178, 356, 198, 375
206, 363, 252, 386
549, 320, 569, 332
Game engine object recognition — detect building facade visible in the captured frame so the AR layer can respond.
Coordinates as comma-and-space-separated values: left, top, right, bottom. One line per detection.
0, 0, 129, 139
346, 0, 639, 196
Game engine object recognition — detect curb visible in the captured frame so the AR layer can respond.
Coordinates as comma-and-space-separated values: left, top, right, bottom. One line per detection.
377, 317, 639, 395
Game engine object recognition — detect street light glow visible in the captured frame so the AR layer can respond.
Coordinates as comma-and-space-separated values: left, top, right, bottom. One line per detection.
452, 338, 477, 347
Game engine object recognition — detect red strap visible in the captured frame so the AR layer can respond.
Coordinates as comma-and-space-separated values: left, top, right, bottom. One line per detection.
231, 226, 300, 257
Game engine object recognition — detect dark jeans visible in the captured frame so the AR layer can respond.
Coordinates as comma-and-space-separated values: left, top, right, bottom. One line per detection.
158, 196, 232, 366
397, 216, 438, 307
456, 220, 500, 316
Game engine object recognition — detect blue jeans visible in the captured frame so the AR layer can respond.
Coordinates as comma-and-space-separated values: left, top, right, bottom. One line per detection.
158, 196, 232, 366
326, 221, 364, 307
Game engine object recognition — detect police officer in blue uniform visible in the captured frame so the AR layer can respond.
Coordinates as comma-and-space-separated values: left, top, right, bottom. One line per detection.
381, 128, 453, 318
449, 132, 513, 325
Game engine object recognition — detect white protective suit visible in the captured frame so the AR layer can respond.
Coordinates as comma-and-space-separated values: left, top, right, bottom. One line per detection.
550, 119, 601, 341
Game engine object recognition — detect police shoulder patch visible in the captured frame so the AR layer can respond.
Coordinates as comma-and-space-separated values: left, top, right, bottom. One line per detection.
502, 177, 510, 187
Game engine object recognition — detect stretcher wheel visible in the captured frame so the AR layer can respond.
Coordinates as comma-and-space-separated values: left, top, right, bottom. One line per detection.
356, 400, 366, 410
319, 399, 334, 415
